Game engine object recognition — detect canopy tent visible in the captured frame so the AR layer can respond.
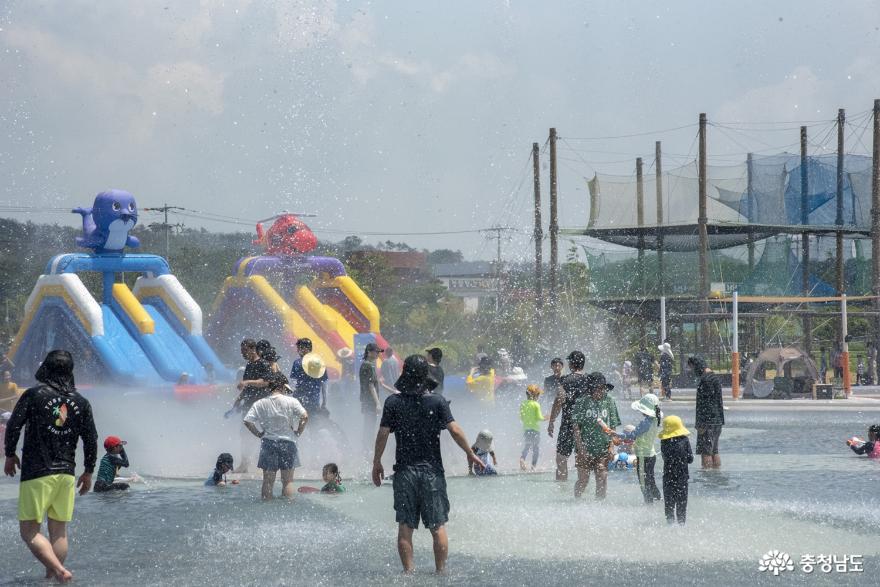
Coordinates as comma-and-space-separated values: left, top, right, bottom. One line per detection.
744, 347, 820, 399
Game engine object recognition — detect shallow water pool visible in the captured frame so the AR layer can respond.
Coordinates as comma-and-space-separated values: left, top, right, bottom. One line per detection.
1, 396, 878, 586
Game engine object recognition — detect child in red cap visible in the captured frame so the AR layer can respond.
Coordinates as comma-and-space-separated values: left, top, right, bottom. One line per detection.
94, 436, 130, 492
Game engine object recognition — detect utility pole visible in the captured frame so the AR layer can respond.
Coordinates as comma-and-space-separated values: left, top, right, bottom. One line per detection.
144, 203, 185, 257
801, 126, 812, 355
636, 157, 645, 296
656, 141, 664, 296
746, 153, 755, 272
483, 226, 512, 314
532, 142, 544, 317
871, 99, 880, 373
836, 109, 845, 297
549, 127, 559, 319
698, 113, 709, 343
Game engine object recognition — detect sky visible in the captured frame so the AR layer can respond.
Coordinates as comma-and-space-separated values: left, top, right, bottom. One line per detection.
2, 1, 880, 261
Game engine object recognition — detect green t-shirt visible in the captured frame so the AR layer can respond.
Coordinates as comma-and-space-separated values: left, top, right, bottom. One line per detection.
321, 482, 345, 493
571, 394, 621, 455
519, 399, 544, 431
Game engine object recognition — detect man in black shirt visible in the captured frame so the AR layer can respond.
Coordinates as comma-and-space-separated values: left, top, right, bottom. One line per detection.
4, 350, 97, 583
690, 355, 725, 469
231, 339, 271, 472
548, 351, 589, 481
425, 347, 445, 395
372, 355, 482, 575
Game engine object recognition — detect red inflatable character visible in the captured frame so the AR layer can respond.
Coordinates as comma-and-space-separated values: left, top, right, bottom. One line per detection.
254, 214, 317, 256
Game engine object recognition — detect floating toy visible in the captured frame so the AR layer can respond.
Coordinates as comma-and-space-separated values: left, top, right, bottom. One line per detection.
847, 436, 865, 447
72, 189, 140, 252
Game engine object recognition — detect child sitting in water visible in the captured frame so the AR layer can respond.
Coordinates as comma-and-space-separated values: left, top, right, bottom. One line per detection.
847, 424, 880, 458
321, 463, 346, 493
519, 384, 545, 470
95, 436, 131, 492
469, 429, 497, 476
205, 453, 240, 487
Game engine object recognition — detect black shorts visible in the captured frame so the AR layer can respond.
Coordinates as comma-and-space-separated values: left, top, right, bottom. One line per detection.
696, 425, 722, 456
258, 439, 300, 471
392, 465, 449, 530
556, 420, 575, 457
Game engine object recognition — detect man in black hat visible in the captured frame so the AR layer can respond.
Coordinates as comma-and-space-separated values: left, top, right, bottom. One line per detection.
547, 351, 589, 481
372, 354, 483, 575
571, 371, 620, 500
4, 350, 98, 583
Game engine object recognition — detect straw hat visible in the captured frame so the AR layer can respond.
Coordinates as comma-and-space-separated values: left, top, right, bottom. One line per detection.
302, 352, 326, 379
632, 393, 661, 417
658, 415, 690, 440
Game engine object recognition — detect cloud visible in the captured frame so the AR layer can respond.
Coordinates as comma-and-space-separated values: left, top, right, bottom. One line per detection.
716, 65, 823, 122
2, 26, 226, 141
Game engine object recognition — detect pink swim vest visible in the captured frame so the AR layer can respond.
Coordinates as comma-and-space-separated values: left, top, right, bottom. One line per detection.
870, 442, 880, 459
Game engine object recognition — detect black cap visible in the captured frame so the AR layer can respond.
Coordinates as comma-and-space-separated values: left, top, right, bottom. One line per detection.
365, 342, 383, 353
425, 347, 443, 363
586, 371, 614, 391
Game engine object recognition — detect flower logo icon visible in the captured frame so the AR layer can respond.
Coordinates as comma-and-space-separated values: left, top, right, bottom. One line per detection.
759, 550, 794, 576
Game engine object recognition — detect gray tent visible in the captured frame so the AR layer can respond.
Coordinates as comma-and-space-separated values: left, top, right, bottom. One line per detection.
744, 347, 820, 398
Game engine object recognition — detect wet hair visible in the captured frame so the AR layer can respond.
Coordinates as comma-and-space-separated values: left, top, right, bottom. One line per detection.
550, 357, 563, 366
567, 351, 585, 371
296, 338, 313, 351
323, 462, 341, 483
241, 338, 257, 350
266, 372, 289, 391
256, 339, 279, 363
426, 348, 443, 364
35, 350, 75, 393
869, 424, 880, 441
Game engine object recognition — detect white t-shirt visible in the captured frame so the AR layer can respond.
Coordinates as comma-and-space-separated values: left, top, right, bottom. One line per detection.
244, 394, 307, 442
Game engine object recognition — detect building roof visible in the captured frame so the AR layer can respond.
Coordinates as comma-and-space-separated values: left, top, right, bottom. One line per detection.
432, 261, 494, 277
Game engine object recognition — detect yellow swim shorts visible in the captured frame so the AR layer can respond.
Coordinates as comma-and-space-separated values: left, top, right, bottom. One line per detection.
18, 474, 76, 523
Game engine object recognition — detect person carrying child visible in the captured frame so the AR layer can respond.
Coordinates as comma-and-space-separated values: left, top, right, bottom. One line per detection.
659, 415, 693, 524
94, 436, 130, 492
571, 372, 620, 500
519, 384, 545, 470
613, 393, 662, 504
321, 463, 346, 493
205, 453, 239, 486
847, 424, 880, 458
469, 429, 497, 476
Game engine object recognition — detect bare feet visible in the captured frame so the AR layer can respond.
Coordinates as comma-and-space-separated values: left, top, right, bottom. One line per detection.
519, 458, 527, 471
52, 567, 73, 583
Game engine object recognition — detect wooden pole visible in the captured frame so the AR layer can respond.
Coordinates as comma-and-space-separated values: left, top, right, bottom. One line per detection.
532, 142, 543, 315
656, 141, 665, 295
836, 109, 845, 296
549, 128, 558, 317
801, 125, 812, 355
746, 153, 755, 271
698, 113, 710, 342
842, 294, 851, 397
872, 99, 880, 374
636, 157, 645, 296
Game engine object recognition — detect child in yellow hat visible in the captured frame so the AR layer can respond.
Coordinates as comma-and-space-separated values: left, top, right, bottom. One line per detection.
519, 385, 546, 470
658, 415, 693, 524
